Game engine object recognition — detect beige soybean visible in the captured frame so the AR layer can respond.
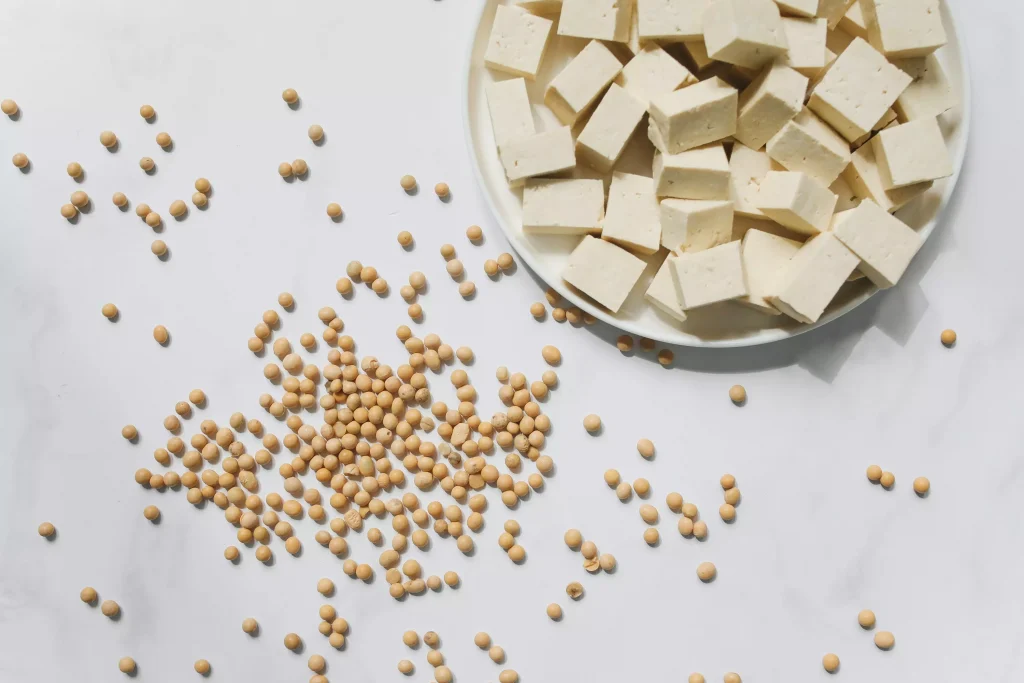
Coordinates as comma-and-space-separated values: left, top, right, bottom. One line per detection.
637, 438, 655, 458
822, 653, 840, 673
696, 561, 716, 582
583, 414, 601, 433
858, 609, 876, 629
874, 631, 895, 650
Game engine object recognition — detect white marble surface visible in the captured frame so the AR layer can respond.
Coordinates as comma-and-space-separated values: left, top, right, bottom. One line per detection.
1, 1, 1022, 682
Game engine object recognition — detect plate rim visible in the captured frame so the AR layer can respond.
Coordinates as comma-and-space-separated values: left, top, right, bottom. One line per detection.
462, 0, 972, 349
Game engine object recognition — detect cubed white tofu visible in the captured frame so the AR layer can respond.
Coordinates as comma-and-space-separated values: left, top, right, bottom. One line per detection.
754, 170, 838, 235
860, 0, 946, 59
683, 40, 715, 72
703, 0, 789, 69
817, 0, 855, 29
649, 77, 738, 154
735, 62, 808, 150
766, 107, 851, 185
773, 0, 817, 18
576, 84, 647, 173
522, 178, 606, 234
498, 126, 577, 185
637, 0, 709, 41
738, 228, 802, 313
562, 235, 647, 312
660, 198, 735, 251
830, 199, 923, 288
485, 5, 555, 80
829, 174, 860, 212
837, 1, 867, 39
671, 240, 748, 309
653, 143, 731, 199
645, 256, 689, 322
729, 142, 775, 218
485, 78, 536, 147
615, 43, 697, 105
842, 141, 932, 213
778, 17, 827, 76
892, 54, 957, 122
808, 37, 912, 142
559, 0, 632, 41
545, 40, 624, 125
769, 231, 858, 322
602, 172, 662, 254
871, 117, 952, 190
518, 0, 564, 13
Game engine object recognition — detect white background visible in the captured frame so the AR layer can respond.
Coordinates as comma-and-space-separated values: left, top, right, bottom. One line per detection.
1, 1, 1023, 682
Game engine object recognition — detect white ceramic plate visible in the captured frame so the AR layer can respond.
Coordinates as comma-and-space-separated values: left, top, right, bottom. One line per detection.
464, 0, 971, 348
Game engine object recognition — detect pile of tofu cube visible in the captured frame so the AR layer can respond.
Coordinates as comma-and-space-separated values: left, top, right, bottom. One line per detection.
483, 0, 958, 326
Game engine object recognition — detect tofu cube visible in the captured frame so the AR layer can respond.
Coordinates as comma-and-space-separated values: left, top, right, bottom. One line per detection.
602, 172, 662, 255
773, 0, 817, 18
754, 170, 838, 235
545, 40, 624, 125
485, 5, 555, 80
728, 142, 775, 218
682, 40, 716, 72
671, 240, 749, 309
498, 126, 577, 185
615, 43, 698, 105
738, 228, 802, 314
559, 0, 632, 41
808, 37, 912, 142
703, 0, 789, 70
766, 107, 851, 186
830, 199, 923, 288
649, 77, 738, 154
778, 17, 827, 77
861, 0, 946, 58
660, 198, 735, 252
892, 54, 957, 122
769, 231, 859, 322
485, 78, 536, 147
562, 235, 648, 312
817, 0, 855, 29
735, 62, 808, 150
842, 140, 932, 213
637, 0, 709, 41
522, 178, 605, 235
576, 83, 647, 172
870, 117, 952, 190
653, 143, 731, 200
645, 256, 689, 322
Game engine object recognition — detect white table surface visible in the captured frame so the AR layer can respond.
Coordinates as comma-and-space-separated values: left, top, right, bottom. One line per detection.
1, 1, 1022, 682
